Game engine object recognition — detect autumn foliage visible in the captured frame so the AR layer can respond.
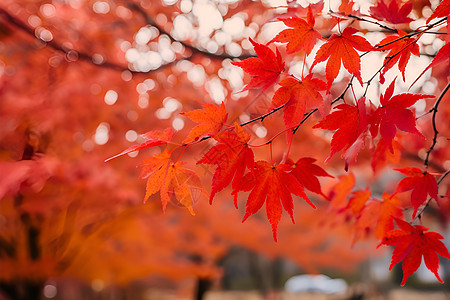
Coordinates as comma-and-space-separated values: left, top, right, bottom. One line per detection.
1, 0, 450, 298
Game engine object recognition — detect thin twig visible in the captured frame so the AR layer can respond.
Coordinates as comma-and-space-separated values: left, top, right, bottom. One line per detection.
126, 2, 254, 61
0, 5, 252, 76
424, 82, 450, 169
347, 14, 398, 33
240, 104, 286, 126
292, 76, 355, 135
0, 7, 187, 75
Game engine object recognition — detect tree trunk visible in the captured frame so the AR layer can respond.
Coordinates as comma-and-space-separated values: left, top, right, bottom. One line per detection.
195, 278, 212, 300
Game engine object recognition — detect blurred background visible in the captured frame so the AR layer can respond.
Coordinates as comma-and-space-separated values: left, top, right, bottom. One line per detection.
0, 0, 449, 299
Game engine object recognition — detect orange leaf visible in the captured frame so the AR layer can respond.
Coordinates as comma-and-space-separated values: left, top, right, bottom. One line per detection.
371, 138, 401, 172
240, 161, 315, 241
379, 218, 450, 286
140, 149, 206, 215
347, 189, 371, 216
181, 102, 227, 143
328, 173, 355, 210
311, 27, 374, 88
353, 192, 403, 243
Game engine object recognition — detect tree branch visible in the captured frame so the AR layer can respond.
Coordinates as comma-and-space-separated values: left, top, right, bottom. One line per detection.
347, 14, 398, 33
125, 1, 254, 61
377, 17, 447, 49
292, 76, 355, 135
0, 6, 251, 76
424, 82, 450, 169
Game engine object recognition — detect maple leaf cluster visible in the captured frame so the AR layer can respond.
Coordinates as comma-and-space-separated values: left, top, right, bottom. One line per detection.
106, 0, 450, 286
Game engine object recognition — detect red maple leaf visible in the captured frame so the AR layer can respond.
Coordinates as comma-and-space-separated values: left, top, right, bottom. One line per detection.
427, 0, 450, 23
287, 157, 333, 198
311, 27, 374, 88
232, 38, 284, 92
239, 161, 315, 241
181, 102, 228, 143
313, 98, 370, 167
377, 30, 420, 81
271, 74, 327, 142
197, 123, 254, 206
269, 5, 322, 55
393, 167, 439, 218
379, 218, 450, 286
371, 79, 433, 151
370, 0, 413, 24
105, 128, 175, 162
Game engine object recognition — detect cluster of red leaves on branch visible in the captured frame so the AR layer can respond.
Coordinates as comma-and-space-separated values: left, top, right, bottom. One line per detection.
106, 0, 450, 286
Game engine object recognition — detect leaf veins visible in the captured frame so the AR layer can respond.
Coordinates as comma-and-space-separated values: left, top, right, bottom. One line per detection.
270, 5, 322, 55
181, 102, 228, 143
140, 149, 206, 215
311, 27, 374, 88
240, 161, 315, 241
232, 38, 284, 92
